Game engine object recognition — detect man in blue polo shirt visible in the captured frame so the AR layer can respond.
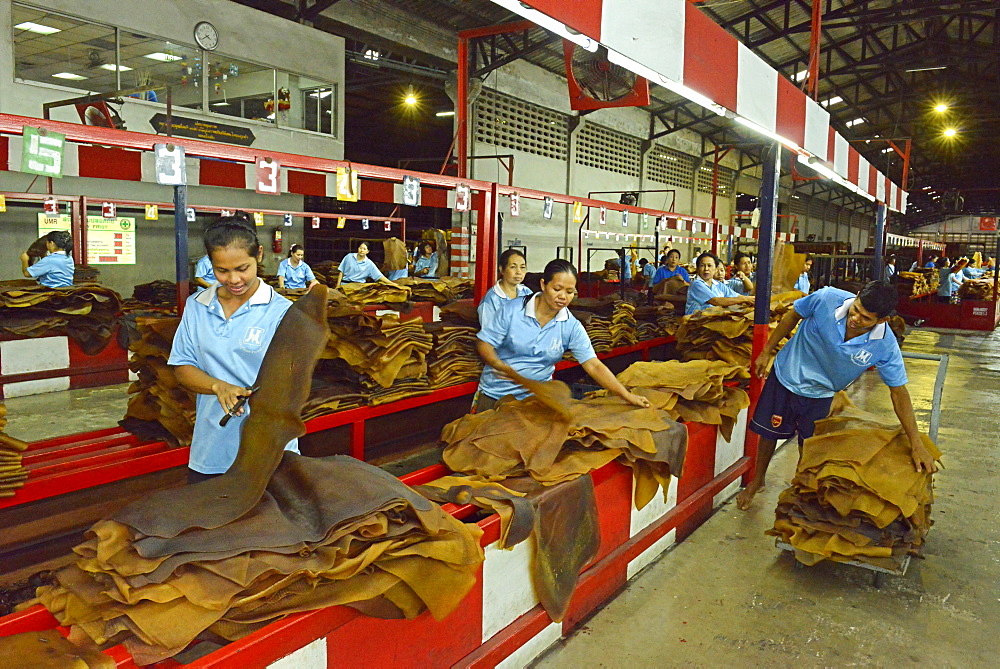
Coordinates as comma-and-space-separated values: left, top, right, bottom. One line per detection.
736, 281, 937, 510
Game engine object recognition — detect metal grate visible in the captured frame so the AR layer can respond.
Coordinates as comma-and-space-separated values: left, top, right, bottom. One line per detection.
474, 89, 568, 160
647, 145, 695, 189
575, 123, 641, 177
696, 163, 736, 196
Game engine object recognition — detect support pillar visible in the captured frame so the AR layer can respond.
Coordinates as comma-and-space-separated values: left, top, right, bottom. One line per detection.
174, 185, 189, 316
874, 201, 887, 281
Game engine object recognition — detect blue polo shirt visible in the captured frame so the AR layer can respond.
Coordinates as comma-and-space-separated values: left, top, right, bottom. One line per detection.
794, 272, 810, 293
168, 282, 298, 474
477, 293, 597, 400
651, 265, 690, 287
685, 277, 740, 315
774, 287, 908, 399
414, 253, 439, 279
195, 255, 216, 285
27, 251, 74, 288
278, 258, 316, 289
339, 254, 384, 283
477, 282, 533, 329
725, 272, 755, 296
642, 263, 656, 281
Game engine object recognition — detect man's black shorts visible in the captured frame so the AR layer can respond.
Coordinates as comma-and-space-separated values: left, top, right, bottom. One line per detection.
749, 375, 834, 444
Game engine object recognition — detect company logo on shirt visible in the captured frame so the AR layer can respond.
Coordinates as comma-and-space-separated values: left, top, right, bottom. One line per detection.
850, 349, 873, 366
547, 336, 563, 354
240, 326, 266, 353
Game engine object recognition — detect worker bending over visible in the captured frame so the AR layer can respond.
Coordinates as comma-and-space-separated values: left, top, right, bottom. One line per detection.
737, 281, 937, 510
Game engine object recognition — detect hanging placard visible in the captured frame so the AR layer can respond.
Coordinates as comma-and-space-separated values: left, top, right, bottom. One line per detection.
311, 216, 320, 229
621, 210, 629, 227
102, 202, 116, 219
642, 213, 649, 229
337, 217, 346, 229
282, 213, 292, 227
253, 212, 265, 226
384, 220, 391, 232
599, 207, 607, 225
256, 157, 280, 194
336, 167, 360, 202
362, 218, 370, 230
540, 197, 553, 219
0, 195, 7, 213
22, 126, 65, 178
221, 209, 233, 217
153, 143, 186, 185
572, 201, 584, 223
186, 208, 196, 222
43, 197, 58, 215
144, 205, 158, 220
510, 192, 520, 216
455, 184, 471, 212
402, 175, 421, 206
658, 216, 667, 231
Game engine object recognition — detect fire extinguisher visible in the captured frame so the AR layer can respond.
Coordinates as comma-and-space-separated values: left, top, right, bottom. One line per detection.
272, 227, 282, 254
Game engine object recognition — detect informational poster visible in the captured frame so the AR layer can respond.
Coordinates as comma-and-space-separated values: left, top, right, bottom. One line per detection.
37, 214, 137, 265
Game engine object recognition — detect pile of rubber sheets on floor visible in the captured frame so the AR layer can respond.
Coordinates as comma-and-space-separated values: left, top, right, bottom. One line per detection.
895, 270, 937, 298
675, 292, 802, 377
0, 402, 29, 498
957, 278, 996, 301
121, 317, 196, 446
27, 286, 484, 666
0, 280, 122, 354
767, 393, 939, 568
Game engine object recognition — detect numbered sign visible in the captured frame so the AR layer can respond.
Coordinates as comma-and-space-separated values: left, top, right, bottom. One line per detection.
362, 218, 370, 230
102, 202, 116, 219
642, 213, 649, 229
336, 217, 346, 229
599, 207, 607, 225
44, 197, 58, 215
22, 126, 66, 178
186, 208, 197, 222
336, 167, 359, 202
253, 212, 265, 226
256, 157, 280, 194
311, 216, 320, 229
621, 210, 629, 227
384, 220, 391, 232
542, 196, 553, 220
455, 184, 471, 212
283, 213, 293, 227
572, 202, 583, 223
510, 192, 520, 217
145, 204, 158, 220
658, 216, 667, 231
153, 143, 186, 185
221, 209, 233, 217
0, 195, 6, 213
402, 175, 421, 206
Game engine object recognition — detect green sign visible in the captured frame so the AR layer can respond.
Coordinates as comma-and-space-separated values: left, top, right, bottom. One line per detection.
21, 126, 66, 178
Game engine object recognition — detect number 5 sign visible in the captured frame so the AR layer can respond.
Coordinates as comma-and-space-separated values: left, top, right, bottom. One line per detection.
22, 126, 66, 178
256, 157, 280, 194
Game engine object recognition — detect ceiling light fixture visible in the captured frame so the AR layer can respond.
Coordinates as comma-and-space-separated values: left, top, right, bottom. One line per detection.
52, 72, 87, 80
15, 21, 61, 34
905, 66, 947, 73
943, 128, 957, 138
99, 64, 132, 72
821, 96, 844, 107
144, 52, 183, 62
435, 110, 455, 117
404, 94, 417, 106
933, 103, 949, 113
846, 118, 866, 127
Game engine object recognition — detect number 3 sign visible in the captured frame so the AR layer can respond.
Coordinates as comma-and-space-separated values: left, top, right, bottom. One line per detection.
153, 143, 186, 185
256, 157, 280, 194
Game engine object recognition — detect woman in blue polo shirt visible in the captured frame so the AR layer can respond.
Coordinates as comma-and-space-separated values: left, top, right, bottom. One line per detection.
794, 255, 813, 293
277, 244, 319, 291
478, 248, 532, 329
724, 251, 755, 295
412, 241, 439, 279
650, 249, 690, 288
474, 258, 650, 413
193, 254, 217, 289
685, 252, 755, 315
333, 242, 405, 290
20, 230, 74, 288
168, 213, 299, 482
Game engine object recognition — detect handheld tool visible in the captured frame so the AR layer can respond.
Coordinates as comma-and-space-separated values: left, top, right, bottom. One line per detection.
220, 385, 260, 426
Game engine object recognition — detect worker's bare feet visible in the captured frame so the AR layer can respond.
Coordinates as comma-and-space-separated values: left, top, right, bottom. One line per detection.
736, 484, 759, 510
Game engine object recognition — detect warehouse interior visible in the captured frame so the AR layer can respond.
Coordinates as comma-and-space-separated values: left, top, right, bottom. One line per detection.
0, 0, 998, 667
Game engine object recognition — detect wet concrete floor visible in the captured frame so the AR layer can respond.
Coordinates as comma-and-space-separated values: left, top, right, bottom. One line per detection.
535, 327, 1000, 667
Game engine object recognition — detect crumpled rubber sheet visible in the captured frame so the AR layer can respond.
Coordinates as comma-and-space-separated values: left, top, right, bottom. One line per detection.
766, 392, 940, 567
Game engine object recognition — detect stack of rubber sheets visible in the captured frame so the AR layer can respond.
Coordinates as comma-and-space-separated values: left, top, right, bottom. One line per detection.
336, 282, 410, 305
675, 292, 802, 377
425, 323, 482, 389
768, 393, 939, 568
957, 278, 996, 301
0, 280, 122, 354
895, 269, 937, 298
33, 454, 484, 664
0, 402, 29, 498
323, 312, 433, 390
128, 280, 177, 309
569, 298, 637, 352
121, 317, 196, 446
396, 277, 474, 304
633, 305, 664, 341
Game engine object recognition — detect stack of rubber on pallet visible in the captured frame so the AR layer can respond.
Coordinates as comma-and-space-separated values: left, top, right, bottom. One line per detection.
0, 280, 122, 355
895, 270, 937, 298
768, 393, 939, 568
957, 278, 996, 301
675, 293, 802, 378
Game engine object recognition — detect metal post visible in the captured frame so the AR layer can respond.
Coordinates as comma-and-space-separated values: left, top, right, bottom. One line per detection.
900, 352, 949, 444
456, 37, 469, 179
874, 201, 887, 281
174, 185, 189, 316
744, 142, 781, 485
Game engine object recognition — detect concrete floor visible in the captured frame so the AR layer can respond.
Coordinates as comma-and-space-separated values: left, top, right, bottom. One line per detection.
535, 327, 1000, 667
4, 382, 132, 442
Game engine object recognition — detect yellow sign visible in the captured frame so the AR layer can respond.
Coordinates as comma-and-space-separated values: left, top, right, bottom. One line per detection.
253, 212, 265, 226
37, 214, 137, 265
145, 204, 158, 220
572, 201, 583, 223
336, 167, 359, 202
336, 217, 346, 229
0, 195, 6, 212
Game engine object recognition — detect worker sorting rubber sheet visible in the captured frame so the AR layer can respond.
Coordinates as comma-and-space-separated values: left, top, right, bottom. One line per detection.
473, 258, 650, 413
737, 281, 939, 511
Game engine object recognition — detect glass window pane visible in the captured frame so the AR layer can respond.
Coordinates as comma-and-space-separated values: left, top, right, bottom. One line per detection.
118, 32, 203, 109
13, 4, 118, 95
283, 73, 336, 135
206, 57, 275, 123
